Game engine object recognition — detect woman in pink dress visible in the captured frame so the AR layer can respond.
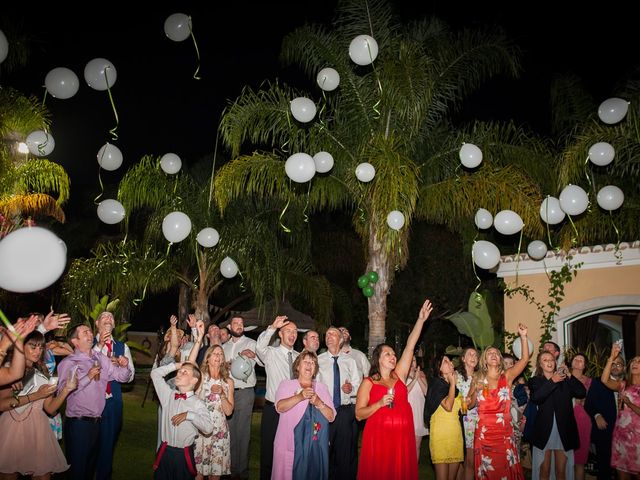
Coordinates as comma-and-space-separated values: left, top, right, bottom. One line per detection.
569, 352, 592, 480
407, 355, 428, 461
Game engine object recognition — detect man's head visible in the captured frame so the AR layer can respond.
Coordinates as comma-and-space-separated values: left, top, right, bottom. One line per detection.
302, 330, 320, 353
206, 324, 221, 346
174, 362, 202, 392
229, 316, 245, 338
220, 327, 230, 344
502, 352, 516, 369
325, 327, 343, 354
542, 341, 561, 359
338, 327, 351, 347
611, 355, 625, 379
67, 324, 94, 353
278, 321, 298, 349
95, 311, 115, 337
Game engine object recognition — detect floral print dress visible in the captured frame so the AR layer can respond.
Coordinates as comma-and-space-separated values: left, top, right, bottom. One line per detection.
194, 376, 231, 476
456, 374, 479, 449
611, 383, 640, 474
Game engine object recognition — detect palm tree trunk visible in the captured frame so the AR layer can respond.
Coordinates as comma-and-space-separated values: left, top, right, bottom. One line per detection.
366, 226, 390, 355
178, 282, 190, 325
193, 256, 211, 324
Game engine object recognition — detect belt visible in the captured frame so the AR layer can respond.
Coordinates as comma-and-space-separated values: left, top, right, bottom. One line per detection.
234, 387, 255, 391
264, 400, 274, 405
71, 416, 101, 423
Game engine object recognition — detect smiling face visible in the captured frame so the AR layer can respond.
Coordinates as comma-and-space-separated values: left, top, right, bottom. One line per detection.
462, 348, 478, 370
483, 347, 503, 368
294, 351, 318, 380
378, 345, 396, 371
539, 352, 557, 375
206, 345, 225, 369
70, 325, 94, 353
279, 322, 298, 349
628, 356, 640, 376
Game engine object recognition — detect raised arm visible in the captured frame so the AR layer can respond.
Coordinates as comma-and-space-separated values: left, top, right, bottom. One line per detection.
395, 299, 433, 382
0, 316, 38, 387
186, 320, 205, 365
506, 323, 530, 384
601, 342, 622, 391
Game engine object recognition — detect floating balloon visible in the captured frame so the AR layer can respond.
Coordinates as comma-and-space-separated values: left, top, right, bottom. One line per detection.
512, 337, 534, 360
45, 67, 79, 99
459, 143, 483, 168
527, 240, 548, 261
559, 184, 589, 216
196, 227, 220, 247
355, 162, 375, 182
472, 240, 501, 270
539, 196, 565, 225
0, 227, 67, 293
357, 275, 369, 289
220, 256, 239, 278
285, 153, 316, 183
162, 211, 192, 243
164, 13, 192, 42
26, 130, 55, 156
160, 153, 182, 174
316, 67, 340, 91
0, 29, 8, 65
97, 143, 123, 171
597, 185, 624, 211
386, 211, 405, 231
84, 58, 117, 91
313, 151, 334, 173
474, 208, 493, 230
97, 199, 125, 224
598, 97, 629, 125
493, 210, 524, 235
290, 97, 317, 123
588, 142, 615, 167
349, 35, 378, 65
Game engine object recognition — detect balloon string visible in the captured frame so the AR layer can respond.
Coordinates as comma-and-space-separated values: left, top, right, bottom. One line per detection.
208, 117, 223, 210
584, 156, 597, 199
281, 111, 292, 154
471, 241, 481, 293
610, 210, 623, 264
566, 214, 579, 247
238, 270, 246, 292
544, 196, 557, 251
302, 182, 311, 223
133, 242, 172, 306
94, 166, 105, 204
103, 67, 119, 140
515, 228, 524, 286
279, 194, 291, 234
190, 29, 201, 80
42, 87, 48, 107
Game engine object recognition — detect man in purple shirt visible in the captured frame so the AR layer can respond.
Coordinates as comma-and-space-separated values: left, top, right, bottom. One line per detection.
57, 324, 132, 480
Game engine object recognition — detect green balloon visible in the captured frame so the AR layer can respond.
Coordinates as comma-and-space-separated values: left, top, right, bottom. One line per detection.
357, 275, 369, 288
362, 285, 375, 297
367, 271, 379, 283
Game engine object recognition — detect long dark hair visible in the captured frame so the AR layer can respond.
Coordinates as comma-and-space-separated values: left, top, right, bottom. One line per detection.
456, 347, 478, 381
369, 343, 393, 381
22, 331, 49, 381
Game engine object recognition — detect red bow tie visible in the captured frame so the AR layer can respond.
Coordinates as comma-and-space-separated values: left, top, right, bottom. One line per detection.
174, 393, 187, 400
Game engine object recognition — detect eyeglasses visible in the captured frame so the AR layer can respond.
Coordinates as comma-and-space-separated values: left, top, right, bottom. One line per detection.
611, 362, 624, 368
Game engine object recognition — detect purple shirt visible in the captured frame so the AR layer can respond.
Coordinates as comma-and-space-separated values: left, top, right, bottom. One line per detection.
57, 349, 132, 417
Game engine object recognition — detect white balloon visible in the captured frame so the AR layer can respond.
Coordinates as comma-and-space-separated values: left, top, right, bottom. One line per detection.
196, 227, 220, 248
598, 97, 629, 124
285, 153, 316, 183
0, 227, 67, 293
588, 142, 615, 167
313, 151, 334, 173
97, 143, 123, 171
539, 196, 565, 225
162, 211, 192, 243
45, 67, 79, 99
472, 240, 501, 270
160, 153, 182, 174
493, 210, 524, 235
597, 185, 624, 211
386, 210, 405, 230
164, 13, 191, 42
220, 256, 239, 278
527, 240, 548, 261
97, 199, 125, 224
512, 337, 534, 360
349, 35, 378, 66
84, 58, 117, 91
459, 143, 483, 168
26, 130, 55, 156
0, 29, 8, 65
230, 354, 253, 381
316, 67, 340, 91
355, 162, 375, 182
559, 184, 589, 216
474, 208, 493, 229
290, 97, 317, 123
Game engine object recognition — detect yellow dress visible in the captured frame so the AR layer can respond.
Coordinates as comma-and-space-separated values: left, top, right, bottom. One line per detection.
429, 395, 464, 463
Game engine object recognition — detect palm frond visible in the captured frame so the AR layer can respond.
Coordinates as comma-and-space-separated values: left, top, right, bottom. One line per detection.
11, 159, 70, 204
550, 73, 596, 138
0, 193, 65, 222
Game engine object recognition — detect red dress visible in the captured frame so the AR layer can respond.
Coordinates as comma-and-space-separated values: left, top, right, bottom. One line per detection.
357, 377, 417, 480
474, 374, 524, 479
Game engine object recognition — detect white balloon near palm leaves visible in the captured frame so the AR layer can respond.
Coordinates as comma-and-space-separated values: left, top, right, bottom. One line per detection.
349, 35, 378, 65
0, 227, 67, 293
472, 240, 501, 270
196, 227, 220, 247
459, 143, 483, 168
290, 97, 317, 123
539, 196, 565, 225
84, 58, 117, 91
598, 97, 629, 124
316, 67, 340, 91
97, 199, 125, 224
588, 142, 615, 167
231, 354, 252, 381
512, 337, 534, 360
164, 13, 191, 42
313, 151, 334, 173
527, 240, 548, 261
0, 29, 8, 64
559, 184, 589, 216
355, 162, 375, 182
474, 208, 493, 230
160, 153, 182, 174
26, 130, 55, 156
285, 153, 316, 183
162, 211, 192, 243
493, 210, 524, 235
220, 256, 239, 278
45, 67, 79, 99
386, 211, 405, 230
597, 185, 624, 211
97, 143, 123, 171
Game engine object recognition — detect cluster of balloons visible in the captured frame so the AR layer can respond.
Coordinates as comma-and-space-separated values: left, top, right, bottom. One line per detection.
284, 151, 335, 183
357, 271, 379, 297
474, 208, 523, 236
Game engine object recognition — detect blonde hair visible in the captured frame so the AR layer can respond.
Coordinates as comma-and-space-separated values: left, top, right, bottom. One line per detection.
200, 345, 230, 381
475, 346, 505, 384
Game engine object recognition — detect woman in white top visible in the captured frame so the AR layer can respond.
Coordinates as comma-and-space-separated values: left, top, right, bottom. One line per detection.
407, 355, 428, 460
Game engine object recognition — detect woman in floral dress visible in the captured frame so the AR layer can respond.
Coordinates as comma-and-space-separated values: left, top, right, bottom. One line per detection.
456, 347, 479, 480
195, 345, 235, 480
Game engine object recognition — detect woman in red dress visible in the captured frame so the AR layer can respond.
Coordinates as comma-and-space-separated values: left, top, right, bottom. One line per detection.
355, 298, 433, 480
473, 323, 530, 479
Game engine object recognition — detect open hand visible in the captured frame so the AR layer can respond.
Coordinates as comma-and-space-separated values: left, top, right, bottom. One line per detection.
272, 316, 289, 330
42, 311, 71, 332
417, 299, 433, 323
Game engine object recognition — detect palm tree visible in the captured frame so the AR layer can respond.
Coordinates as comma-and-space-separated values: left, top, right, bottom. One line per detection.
214, 0, 551, 352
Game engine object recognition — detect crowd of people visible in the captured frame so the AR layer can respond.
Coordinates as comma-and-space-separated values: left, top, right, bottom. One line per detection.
0, 301, 639, 480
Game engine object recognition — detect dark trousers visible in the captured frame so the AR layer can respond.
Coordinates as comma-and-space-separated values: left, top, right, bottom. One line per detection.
329, 405, 358, 480
593, 434, 613, 480
153, 444, 196, 480
96, 397, 123, 480
260, 401, 279, 480
228, 387, 255, 478
65, 416, 101, 480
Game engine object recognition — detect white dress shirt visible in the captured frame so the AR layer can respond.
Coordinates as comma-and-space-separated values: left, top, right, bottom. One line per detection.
342, 346, 370, 378
223, 335, 260, 388
256, 327, 298, 402
317, 351, 361, 406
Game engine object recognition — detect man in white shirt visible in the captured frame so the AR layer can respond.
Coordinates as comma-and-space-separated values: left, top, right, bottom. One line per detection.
223, 316, 260, 480
255, 315, 298, 480
302, 330, 320, 353
318, 327, 361, 480
339, 327, 370, 378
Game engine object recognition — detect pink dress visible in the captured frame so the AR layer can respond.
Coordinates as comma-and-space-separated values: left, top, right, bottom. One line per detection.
573, 376, 592, 464
611, 383, 640, 474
